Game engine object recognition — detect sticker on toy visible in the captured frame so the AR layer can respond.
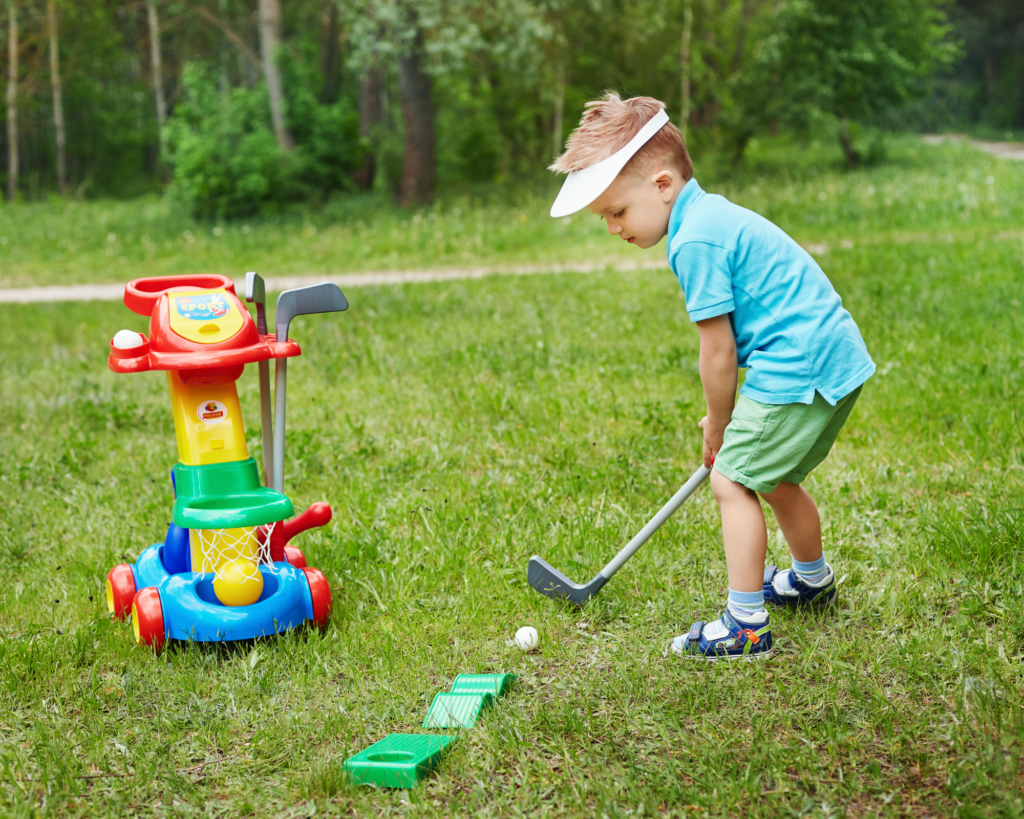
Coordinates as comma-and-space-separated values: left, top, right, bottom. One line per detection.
174, 293, 231, 320
197, 400, 228, 425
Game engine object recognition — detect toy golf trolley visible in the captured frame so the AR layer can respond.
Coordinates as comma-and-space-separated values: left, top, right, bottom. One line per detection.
104, 272, 348, 652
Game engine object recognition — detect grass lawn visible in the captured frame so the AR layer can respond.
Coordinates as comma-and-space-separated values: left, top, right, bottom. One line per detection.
0, 139, 1022, 817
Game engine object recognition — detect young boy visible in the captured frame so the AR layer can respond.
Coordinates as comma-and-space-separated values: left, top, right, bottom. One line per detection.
549, 93, 874, 660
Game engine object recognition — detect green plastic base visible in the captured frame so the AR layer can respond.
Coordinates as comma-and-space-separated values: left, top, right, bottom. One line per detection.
423, 692, 494, 729
343, 733, 454, 789
450, 673, 516, 697
172, 458, 293, 528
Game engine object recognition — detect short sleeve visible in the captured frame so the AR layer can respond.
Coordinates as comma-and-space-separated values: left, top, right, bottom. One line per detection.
670, 240, 735, 322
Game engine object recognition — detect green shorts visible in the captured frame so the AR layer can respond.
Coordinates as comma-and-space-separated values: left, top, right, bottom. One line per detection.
715, 385, 863, 494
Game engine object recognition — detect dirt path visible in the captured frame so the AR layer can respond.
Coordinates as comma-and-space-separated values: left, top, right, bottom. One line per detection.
922, 134, 1024, 161
0, 258, 669, 306
3, 229, 1021, 306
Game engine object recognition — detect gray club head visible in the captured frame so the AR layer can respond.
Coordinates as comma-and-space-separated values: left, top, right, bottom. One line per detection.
527, 556, 608, 606
244, 271, 268, 335
275, 282, 349, 341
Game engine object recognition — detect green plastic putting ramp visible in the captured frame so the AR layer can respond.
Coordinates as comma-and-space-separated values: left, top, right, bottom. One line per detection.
343, 733, 454, 789
449, 673, 516, 697
423, 692, 494, 729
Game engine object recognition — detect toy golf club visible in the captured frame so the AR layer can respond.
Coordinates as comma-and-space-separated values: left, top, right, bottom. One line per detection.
244, 272, 274, 486
528, 463, 711, 605
104, 273, 348, 652
272, 283, 349, 492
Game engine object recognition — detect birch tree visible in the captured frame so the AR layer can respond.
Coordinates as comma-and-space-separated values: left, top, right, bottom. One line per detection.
6, 0, 16, 202
47, 0, 66, 193
146, 0, 167, 158
258, 0, 292, 150
680, 0, 692, 139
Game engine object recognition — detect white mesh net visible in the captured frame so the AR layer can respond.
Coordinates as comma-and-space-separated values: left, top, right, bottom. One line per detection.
189, 523, 278, 606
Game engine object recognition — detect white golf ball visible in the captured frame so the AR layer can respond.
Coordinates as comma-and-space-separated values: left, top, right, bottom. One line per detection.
514, 626, 539, 651
112, 329, 145, 350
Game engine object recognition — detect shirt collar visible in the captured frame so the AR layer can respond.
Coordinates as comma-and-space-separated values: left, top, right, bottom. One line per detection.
668, 177, 703, 239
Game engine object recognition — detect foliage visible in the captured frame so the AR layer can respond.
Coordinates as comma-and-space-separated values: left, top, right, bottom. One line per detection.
165, 64, 301, 219
1, 146, 1023, 816
922, 0, 1024, 131
279, 49, 363, 201
724, 0, 958, 163
0, 0, 1011, 204
164, 60, 363, 219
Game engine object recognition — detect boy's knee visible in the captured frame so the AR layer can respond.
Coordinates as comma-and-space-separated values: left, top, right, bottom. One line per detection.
759, 481, 801, 506
711, 467, 756, 504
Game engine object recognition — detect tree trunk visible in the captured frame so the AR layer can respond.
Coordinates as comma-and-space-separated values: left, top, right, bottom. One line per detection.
47, 0, 66, 194
353, 64, 382, 191
319, 0, 339, 104
146, 0, 167, 158
398, 25, 435, 206
552, 58, 564, 160
680, 0, 692, 140
258, 0, 293, 150
984, 54, 999, 126
219, 0, 230, 102
6, 0, 16, 203
839, 120, 861, 167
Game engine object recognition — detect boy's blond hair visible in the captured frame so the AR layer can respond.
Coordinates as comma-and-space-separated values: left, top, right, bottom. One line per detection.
550, 92, 692, 182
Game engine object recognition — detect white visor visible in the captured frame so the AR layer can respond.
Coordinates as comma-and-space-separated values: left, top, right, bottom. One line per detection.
550, 108, 670, 218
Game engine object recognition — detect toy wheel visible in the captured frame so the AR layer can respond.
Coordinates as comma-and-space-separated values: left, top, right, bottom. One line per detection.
284, 545, 306, 568
131, 587, 166, 652
302, 568, 332, 628
106, 564, 136, 621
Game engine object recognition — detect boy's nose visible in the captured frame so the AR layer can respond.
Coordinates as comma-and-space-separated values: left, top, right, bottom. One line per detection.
607, 221, 622, 235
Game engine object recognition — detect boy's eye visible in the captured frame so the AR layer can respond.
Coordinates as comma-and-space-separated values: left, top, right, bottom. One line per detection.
614, 209, 625, 218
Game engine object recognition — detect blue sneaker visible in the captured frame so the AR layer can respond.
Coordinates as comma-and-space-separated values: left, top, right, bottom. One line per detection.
763, 564, 837, 607
671, 609, 773, 661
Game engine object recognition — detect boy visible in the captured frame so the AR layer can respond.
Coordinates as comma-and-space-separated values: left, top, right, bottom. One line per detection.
549, 93, 874, 660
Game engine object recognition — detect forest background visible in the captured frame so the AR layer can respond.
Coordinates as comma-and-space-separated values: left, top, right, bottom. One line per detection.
0, 0, 1021, 220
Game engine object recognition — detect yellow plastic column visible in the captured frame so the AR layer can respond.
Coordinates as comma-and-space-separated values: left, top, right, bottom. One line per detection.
166, 371, 249, 466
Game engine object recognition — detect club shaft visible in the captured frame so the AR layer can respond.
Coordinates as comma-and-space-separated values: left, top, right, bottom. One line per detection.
258, 359, 274, 486
273, 358, 288, 492
599, 464, 711, 579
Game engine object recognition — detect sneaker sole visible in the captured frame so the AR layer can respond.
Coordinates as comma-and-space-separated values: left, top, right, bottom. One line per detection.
670, 645, 774, 662
765, 595, 835, 609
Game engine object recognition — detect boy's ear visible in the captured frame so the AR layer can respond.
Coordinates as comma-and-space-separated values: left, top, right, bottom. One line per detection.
653, 169, 676, 199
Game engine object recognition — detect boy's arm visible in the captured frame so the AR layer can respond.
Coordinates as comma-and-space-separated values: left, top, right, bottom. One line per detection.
696, 314, 737, 468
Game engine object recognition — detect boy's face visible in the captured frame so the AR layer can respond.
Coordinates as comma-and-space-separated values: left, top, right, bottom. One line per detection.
586, 167, 684, 249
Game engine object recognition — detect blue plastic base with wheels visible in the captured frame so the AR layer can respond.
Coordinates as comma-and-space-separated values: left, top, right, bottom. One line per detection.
131, 539, 315, 642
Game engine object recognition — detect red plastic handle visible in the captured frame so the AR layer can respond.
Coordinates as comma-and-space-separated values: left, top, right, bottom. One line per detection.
282, 502, 333, 542
124, 274, 237, 317
267, 502, 332, 562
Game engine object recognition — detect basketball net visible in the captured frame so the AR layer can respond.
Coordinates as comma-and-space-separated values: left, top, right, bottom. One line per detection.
189, 522, 278, 585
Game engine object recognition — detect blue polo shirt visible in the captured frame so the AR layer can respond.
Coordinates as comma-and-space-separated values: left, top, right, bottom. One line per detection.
667, 179, 874, 405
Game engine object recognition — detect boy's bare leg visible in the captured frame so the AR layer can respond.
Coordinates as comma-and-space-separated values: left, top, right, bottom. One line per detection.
710, 468, 766, 593
760, 482, 823, 563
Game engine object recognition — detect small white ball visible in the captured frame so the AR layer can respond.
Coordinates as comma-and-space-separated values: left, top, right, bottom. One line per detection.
514, 626, 539, 651
112, 329, 145, 350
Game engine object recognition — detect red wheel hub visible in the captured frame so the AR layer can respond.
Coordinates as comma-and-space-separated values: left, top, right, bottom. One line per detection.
302, 568, 332, 628
131, 587, 166, 652
106, 564, 136, 621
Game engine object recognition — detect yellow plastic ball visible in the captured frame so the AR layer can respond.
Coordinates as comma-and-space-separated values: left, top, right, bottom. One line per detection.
213, 559, 264, 607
